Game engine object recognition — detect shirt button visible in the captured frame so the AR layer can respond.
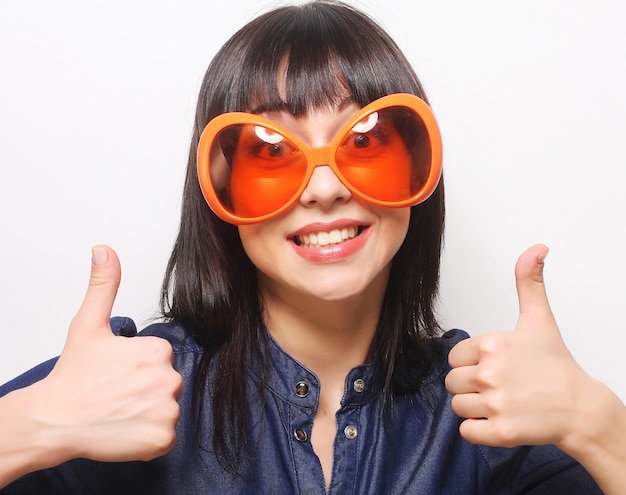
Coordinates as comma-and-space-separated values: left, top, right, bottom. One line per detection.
344, 425, 358, 440
294, 428, 308, 442
353, 378, 365, 393
294, 381, 310, 398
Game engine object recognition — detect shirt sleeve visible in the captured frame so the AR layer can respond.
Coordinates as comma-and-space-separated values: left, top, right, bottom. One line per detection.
0, 317, 141, 494
482, 442, 602, 494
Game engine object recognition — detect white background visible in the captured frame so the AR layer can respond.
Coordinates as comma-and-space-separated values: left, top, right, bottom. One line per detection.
1, 1, 624, 401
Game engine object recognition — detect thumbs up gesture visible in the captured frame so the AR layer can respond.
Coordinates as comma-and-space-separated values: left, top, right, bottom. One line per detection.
445, 244, 626, 492
28, 246, 183, 464
446, 244, 594, 447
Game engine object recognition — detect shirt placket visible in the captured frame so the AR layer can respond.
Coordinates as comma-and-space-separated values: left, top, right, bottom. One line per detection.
328, 405, 360, 495
289, 377, 327, 494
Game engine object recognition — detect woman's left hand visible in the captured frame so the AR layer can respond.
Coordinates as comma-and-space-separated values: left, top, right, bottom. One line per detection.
445, 244, 626, 493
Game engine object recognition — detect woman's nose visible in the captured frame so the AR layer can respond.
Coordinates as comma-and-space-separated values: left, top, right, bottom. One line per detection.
299, 165, 352, 210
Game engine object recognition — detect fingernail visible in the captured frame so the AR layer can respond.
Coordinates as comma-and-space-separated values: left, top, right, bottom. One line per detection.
92, 246, 109, 265
537, 250, 549, 264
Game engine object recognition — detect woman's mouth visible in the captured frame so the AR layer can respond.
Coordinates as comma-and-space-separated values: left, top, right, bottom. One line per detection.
293, 226, 365, 248
288, 222, 371, 262
295, 226, 356, 248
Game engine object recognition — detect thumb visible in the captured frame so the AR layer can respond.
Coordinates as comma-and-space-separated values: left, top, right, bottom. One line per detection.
514, 243, 557, 332
69, 245, 121, 338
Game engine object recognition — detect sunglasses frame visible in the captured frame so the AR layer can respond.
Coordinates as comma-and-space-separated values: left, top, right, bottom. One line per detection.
197, 93, 443, 225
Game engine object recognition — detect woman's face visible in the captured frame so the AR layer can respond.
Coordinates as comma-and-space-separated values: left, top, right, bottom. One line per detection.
238, 102, 411, 305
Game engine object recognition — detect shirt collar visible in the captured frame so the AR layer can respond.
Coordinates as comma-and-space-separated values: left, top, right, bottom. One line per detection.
246, 326, 385, 410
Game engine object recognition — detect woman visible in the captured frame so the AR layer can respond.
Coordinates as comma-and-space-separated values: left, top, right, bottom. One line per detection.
0, 1, 623, 493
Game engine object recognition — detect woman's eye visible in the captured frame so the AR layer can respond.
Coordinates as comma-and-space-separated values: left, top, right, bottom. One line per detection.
349, 111, 381, 149
266, 143, 284, 157
353, 134, 370, 148
251, 125, 290, 159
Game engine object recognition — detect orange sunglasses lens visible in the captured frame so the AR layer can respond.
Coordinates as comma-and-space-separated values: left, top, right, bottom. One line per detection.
334, 105, 431, 202
208, 124, 308, 218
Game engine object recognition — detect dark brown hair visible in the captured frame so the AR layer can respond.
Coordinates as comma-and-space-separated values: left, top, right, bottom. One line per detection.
161, 0, 445, 471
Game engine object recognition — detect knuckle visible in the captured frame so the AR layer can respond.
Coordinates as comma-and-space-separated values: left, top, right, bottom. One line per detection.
152, 424, 178, 454
492, 421, 520, 447
474, 366, 499, 389
142, 336, 174, 360
138, 410, 179, 461
141, 432, 177, 460
157, 366, 183, 393
477, 334, 500, 355
484, 393, 506, 417
166, 400, 182, 423
156, 386, 182, 421
171, 372, 184, 398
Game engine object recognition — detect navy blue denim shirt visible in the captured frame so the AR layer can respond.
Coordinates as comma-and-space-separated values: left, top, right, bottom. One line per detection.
0, 318, 601, 494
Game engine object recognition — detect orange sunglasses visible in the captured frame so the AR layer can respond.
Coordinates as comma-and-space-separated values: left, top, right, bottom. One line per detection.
197, 93, 442, 225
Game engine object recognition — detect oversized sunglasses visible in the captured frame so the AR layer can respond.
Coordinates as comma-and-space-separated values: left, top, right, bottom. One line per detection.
197, 93, 442, 225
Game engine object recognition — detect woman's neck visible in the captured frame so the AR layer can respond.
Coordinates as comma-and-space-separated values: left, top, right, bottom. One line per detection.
258, 269, 388, 378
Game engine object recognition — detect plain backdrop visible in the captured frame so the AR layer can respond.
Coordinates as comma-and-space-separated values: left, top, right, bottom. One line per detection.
1, 0, 624, 401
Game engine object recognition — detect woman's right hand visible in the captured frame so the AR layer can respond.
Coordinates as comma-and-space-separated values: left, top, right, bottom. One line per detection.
0, 245, 183, 488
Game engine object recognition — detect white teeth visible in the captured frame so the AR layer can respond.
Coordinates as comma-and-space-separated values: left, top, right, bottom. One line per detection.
297, 227, 358, 248
329, 230, 342, 244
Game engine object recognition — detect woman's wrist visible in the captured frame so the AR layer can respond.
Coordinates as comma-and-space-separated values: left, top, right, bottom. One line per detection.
557, 376, 626, 494
0, 381, 77, 488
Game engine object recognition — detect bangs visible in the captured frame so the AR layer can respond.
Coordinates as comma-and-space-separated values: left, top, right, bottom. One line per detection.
225, 2, 426, 117
245, 50, 352, 116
